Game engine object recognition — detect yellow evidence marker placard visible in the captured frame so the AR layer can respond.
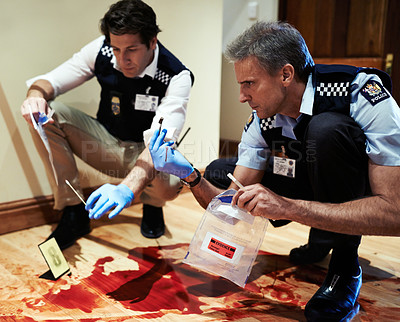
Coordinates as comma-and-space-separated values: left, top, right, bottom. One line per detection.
38, 237, 70, 280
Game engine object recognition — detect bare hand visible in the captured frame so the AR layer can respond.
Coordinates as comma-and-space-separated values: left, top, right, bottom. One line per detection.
231, 183, 290, 220
20, 97, 54, 127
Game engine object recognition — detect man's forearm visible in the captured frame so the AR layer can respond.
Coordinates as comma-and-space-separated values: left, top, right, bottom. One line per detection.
288, 196, 400, 236
288, 162, 400, 236
234, 162, 400, 237
121, 147, 157, 196
27, 79, 55, 101
184, 171, 224, 209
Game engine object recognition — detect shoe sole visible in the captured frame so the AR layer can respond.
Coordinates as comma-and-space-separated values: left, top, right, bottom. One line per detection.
140, 227, 164, 239
305, 302, 360, 322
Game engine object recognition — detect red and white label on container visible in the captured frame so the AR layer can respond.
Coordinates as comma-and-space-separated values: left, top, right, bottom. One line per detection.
208, 237, 236, 259
201, 232, 244, 264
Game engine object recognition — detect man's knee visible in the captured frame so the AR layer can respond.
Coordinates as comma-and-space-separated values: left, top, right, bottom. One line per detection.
153, 172, 182, 201
305, 112, 369, 201
204, 157, 237, 189
204, 159, 226, 181
49, 101, 76, 123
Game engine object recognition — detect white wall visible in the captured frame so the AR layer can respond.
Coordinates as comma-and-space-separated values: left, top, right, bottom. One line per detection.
147, 0, 224, 168
220, 0, 278, 141
0, 0, 223, 203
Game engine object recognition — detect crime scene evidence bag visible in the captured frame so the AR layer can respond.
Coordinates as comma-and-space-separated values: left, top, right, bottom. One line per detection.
183, 189, 268, 287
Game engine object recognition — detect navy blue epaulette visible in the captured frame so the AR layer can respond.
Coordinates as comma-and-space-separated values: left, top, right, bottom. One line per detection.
312, 64, 392, 115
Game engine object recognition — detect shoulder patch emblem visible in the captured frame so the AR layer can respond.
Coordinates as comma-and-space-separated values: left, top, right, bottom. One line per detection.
361, 80, 389, 106
244, 113, 254, 132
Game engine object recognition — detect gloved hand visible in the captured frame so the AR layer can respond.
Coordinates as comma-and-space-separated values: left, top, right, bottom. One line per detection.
85, 183, 134, 219
149, 129, 194, 179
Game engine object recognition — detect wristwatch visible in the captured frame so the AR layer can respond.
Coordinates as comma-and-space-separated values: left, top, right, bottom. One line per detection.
181, 168, 201, 188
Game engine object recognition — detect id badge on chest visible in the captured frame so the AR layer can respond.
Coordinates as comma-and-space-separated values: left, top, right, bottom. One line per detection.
135, 94, 159, 112
273, 156, 296, 178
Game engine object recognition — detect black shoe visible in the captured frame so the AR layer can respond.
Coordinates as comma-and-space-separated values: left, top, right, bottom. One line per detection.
269, 219, 291, 227
289, 243, 332, 265
304, 266, 362, 321
140, 204, 165, 238
47, 204, 91, 250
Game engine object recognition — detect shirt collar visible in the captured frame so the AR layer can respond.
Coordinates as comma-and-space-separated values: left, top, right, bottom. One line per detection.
275, 114, 297, 139
274, 74, 314, 139
137, 43, 159, 78
275, 73, 314, 126
111, 43, 159, 79
299, 74, 314, 115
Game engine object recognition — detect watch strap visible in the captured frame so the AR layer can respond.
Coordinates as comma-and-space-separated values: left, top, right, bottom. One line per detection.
181, 168, 201, 188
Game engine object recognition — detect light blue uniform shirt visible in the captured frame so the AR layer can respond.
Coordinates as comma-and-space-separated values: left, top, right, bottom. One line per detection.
237, 72, 400, 170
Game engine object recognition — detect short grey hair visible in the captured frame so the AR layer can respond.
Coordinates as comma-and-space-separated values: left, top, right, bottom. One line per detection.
225, 21, 314, 83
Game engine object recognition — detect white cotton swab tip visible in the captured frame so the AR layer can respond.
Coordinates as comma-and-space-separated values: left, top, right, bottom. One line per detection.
227, 173, 245, 189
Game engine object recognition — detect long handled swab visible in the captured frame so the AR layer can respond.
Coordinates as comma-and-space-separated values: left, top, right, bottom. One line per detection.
227, 173, 245, 189
65, 180, 86, 206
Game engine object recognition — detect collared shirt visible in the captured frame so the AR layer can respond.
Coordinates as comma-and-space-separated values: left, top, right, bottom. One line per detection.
238, 72, 400, 170
26, 36, 192, 141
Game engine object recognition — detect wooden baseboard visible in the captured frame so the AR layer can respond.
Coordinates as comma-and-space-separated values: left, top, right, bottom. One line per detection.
0, 195, 60, 235
0, 187, 101, 235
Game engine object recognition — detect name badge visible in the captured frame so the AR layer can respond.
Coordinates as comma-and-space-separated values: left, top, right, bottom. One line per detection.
273, 156, 296, 178
135, 94, 159, 112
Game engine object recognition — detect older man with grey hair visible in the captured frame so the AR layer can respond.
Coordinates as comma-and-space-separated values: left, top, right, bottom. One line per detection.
149, 21, 400, 321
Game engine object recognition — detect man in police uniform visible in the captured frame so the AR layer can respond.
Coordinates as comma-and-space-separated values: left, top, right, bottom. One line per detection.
20, 0, 193, 249
148, 21, 400, 321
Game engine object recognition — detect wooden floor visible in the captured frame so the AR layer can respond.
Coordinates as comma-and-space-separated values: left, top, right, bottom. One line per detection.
0, 191, 399, 321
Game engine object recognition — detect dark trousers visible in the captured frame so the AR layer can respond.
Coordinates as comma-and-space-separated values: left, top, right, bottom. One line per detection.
205, 112, 368, 250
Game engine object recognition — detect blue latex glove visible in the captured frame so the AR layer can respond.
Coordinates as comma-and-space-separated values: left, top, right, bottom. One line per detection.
85, 183, 134, 219
38, 112, 50, 125
149, 129, 194, 179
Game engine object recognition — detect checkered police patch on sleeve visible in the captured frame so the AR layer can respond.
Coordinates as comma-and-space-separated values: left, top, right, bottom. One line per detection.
360, 80, 390, 106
